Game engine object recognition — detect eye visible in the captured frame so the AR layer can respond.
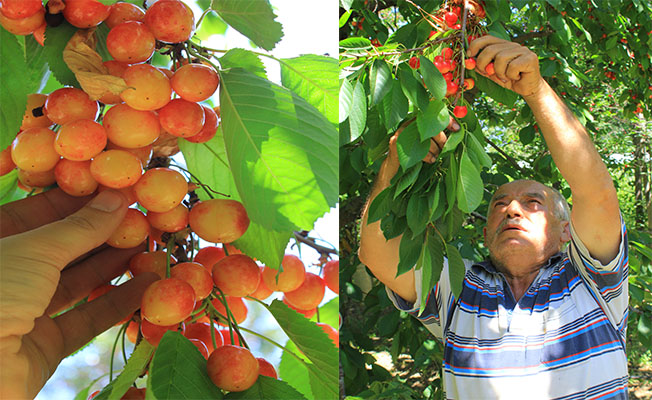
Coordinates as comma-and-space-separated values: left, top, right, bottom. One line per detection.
529, 199, 541, 205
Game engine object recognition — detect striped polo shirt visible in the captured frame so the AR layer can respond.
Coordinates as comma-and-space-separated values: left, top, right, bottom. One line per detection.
388, 219, 629, 399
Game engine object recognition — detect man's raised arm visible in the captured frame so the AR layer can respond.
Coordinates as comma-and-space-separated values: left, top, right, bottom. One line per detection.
359, 123, 450, 304
467, 36, 621, 264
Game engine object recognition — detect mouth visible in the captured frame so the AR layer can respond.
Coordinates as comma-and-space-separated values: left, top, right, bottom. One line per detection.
500, 224, 526, 233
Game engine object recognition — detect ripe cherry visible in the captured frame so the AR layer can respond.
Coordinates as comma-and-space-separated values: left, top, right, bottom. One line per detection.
408, 56, 420, 69
441, 47, 453, 60
207, 345, 259, 392
485, 62, 495, 75
465, 58, 476, 70
444, 11, 457, 27
453, 105, 468, 118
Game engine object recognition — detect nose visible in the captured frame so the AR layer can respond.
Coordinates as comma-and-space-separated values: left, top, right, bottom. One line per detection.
504, 199, 523, 218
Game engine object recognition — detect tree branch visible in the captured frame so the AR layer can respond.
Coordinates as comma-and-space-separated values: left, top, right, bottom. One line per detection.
293, 231, 338, 257
485, 137, 527, 175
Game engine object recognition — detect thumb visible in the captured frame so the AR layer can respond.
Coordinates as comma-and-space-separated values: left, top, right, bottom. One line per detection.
18, 190, 129, 268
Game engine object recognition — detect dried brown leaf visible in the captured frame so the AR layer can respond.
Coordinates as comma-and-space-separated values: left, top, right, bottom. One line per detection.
63, 29, 127, 101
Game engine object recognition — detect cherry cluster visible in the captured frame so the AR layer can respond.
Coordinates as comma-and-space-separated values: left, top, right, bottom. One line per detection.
1, 0, 340, 396
407, 0, 488, 119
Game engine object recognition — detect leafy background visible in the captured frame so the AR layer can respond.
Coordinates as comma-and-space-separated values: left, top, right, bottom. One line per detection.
339, 0, 652, 398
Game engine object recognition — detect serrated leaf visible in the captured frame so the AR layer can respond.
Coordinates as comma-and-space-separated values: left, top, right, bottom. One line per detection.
367, 186, 392, 223
267, 300, 339, 399
179, 134, 291, 268
419, 231, 444, 313
310, 298, 339, 329
339, 79, 353, 123
418, 56, 446, 100
550, 14, 571, 42
381, 80, 408, 131
0, 28, 29, 150
518, 125, 536, 145
397, 230, 423, 277
219, 48, 266, 79
398, 66, 428, 110
225, 375, 307, 399
456, 150, 483, 213
347, 79, 367, 142
444, 156, 458, 215
471, 71, 517, 107
339, 37, 371, 51
279, 340, 313, 399
219, 68, 337, 232
93, 340, 154, 400
24, 35, 50, 93
446, 244, 466, 299
281, 55, 338, 126
43, 22, 80, 87
149, 332, 223, 399
439, 125, 464, 156
406, 195, 429, 236
417, 100, 449, 141
369, 59, 392, 106
396, 123, 429, 170
394, 163, 422, 199
211, 0, 283, 51
466, 132, 492, 169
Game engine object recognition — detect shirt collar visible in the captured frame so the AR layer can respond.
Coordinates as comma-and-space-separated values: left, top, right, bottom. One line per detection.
473, 252, 566, 275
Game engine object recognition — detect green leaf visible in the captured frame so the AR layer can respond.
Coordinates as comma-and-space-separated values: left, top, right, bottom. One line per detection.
94, 23, 111, 61
225, 376, 307, 399
339, 10, 352, 27
267, 300, 339, 398
279, 340, 313, 399
219, 68, 338, 232
638, 315, 651, 337
149, 332, 223, 399
93, 340, 154, 400
471, 71, 518, 107
281, 55, 338, 126
466, 132, 492, 169
43, 22, 80, 87
446, 244, 466, 299
367, 186, 392, 224
24, 35, 50, 93
418, 56, 446, 100
417, 100, 450, 141
339, 37, 371, 51
419, 231, 444, 313
310, 298, 339, 329
339, 79, 353, 123
519, 125, 536, 145
406, 195, 429, 236
196, 11, 228, 41
369, 59, 392, 105
456, 150, 483, 213
397, 230, 423, 277
0, 28, 29, 150
396, 123, 429, 170
444, 156, 458, 215
219, 48, 267, 79
550, 14, 571, 42
398, 65, 428, 110
439, 125, 465, 157
381, 80, 408, 131
178, 134, 291, 268
0, 170, 21, 206
394, 163, 422, 199
347, 79, 367, 143
211, 0, 283, 51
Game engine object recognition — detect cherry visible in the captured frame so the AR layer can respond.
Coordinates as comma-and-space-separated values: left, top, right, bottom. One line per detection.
453, 105, 468, 118
408, 56, 420, 69
465, 58, 476, 70
207, 345, 259, 392
485, 62, 495, 75
444, 11, 457, 27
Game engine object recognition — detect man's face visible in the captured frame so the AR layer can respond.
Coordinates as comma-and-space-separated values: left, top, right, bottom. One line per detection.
483, 180, 570, 269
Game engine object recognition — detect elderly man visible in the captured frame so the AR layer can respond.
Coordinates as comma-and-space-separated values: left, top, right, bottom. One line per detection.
359, 36, 628, 399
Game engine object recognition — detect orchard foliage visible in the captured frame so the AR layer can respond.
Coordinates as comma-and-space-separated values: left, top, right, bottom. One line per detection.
1, 0, 338, 399
339, 0, 652, 397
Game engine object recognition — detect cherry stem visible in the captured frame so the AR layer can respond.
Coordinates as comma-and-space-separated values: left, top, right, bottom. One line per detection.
109, 323, 128, 382
165, 236, 175, 279
292, 231, 338, 258
209, 290, 250, 349
208, 314, 218, 351
236, 325, 310, 365
167, 163, 227, 199
195, 8, 212, 29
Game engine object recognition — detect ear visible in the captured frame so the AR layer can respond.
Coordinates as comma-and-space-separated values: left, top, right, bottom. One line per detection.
560, 220, 571, 243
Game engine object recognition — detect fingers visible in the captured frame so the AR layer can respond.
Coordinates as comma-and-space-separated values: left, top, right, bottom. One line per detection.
0, 188, 92, 238
46, 244, 147, 316
9, 190, 129, 269
54, 272, 159, 361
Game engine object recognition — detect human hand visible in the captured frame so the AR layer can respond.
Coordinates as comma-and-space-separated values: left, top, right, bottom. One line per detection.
467, 35, 545, 99
0, 189, 159, 399
387, 117, 461, 173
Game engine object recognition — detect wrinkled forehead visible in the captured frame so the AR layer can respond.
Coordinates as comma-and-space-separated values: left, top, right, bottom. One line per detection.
490, 180, 552, 204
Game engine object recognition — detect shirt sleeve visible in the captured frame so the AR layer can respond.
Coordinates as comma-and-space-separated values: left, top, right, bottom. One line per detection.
385, 258, 468, 341
567, 215, 629, 337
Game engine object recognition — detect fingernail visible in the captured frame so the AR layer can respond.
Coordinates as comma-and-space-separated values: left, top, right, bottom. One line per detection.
89, 191, 123, 212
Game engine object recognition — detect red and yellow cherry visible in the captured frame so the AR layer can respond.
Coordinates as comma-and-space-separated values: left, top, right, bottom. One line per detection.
189, 199, 250, 243
284, 272, 326, 311
212, 255, 261, 297
184, 322, 223, 353
207, 345, 259, 392
171, 262, 214, 301
323, 260, 339, 293
141, 278, 196, 326
261, 254, 306, 292
316, 322, 339, 348
257, 358, 278, 379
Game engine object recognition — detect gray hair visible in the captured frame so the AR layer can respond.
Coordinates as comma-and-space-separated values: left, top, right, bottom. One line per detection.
547, 186, 571, 222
